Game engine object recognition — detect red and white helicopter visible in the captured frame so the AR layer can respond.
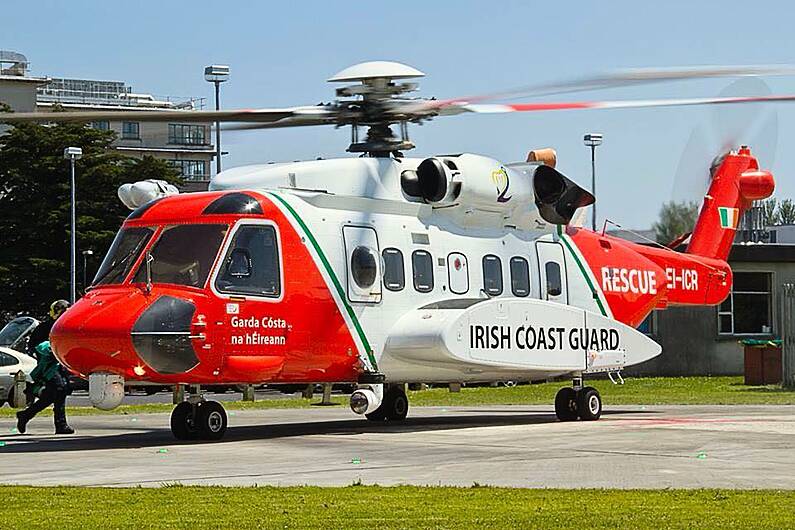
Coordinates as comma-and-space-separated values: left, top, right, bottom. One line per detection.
1, 61, 787, 440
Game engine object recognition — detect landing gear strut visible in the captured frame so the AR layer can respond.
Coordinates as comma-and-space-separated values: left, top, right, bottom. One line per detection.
366, 385, 409, 422
554, 377, 602, 422
350, 383, 409, 422
170, 389, 228, 440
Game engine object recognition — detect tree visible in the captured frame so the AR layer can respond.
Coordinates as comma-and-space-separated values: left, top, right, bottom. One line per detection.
776, 199, 795, 225
652, 201, 700, 245
0, 119, 180, 320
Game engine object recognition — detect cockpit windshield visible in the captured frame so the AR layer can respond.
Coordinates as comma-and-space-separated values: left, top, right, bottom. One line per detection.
92, 227, 154, 286
132, 224, 228, 288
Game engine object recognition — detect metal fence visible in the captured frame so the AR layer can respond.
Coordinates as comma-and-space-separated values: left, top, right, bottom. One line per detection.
780, 284, 795, 388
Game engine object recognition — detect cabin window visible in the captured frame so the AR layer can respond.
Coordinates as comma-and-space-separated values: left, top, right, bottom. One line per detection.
133, 224, 228, 288
447, 252, 469, 294
382, 248, 405, 291
93, 227, 154, 286
545, 261, 562, 297
482, 255, 503, 296
215, 225, 281, 297
351, 246, 378, 289
717, 271, 772, 335
412, 250, 434, 293
510, 256, 530, 297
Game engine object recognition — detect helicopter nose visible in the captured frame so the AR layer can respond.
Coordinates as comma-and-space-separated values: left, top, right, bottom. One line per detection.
50, 290, 141, 377
51, 291, 203, 378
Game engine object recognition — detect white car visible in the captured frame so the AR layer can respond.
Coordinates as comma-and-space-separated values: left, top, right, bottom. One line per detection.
0, 316, 39, 407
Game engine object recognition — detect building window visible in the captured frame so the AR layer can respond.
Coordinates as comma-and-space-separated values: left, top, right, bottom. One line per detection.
91, 121, 110, 131
122, 121, 140, 139
382, 248, 404, 291
482, 255, 503, 296
412, 250, 434, 293
168, 124, 207, 145
168, 160, 208, 182
510, 256, 530, 297
718, 272, 772, 335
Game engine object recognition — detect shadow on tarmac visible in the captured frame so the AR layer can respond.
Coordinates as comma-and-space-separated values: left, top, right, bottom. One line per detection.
0, 409, 650, 454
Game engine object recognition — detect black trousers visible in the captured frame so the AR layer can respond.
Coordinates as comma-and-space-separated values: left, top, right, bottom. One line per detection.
23, 380, 68, 428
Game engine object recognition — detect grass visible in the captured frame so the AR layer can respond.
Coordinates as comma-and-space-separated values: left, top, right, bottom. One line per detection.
3, 486, 795, 529
1, 376, 793, 418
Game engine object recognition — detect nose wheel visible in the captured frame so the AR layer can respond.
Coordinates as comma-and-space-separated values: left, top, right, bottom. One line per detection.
170, 399, 228, 441
554, 384, 602, 422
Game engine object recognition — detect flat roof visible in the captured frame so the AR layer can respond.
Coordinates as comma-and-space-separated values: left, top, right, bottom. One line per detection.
0, 74, 49, 84
729, 244, 795, 263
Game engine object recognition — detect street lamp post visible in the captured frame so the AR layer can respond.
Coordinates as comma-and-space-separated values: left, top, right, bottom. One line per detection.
64, 146, 83, 304
204, 64, 230, 176
583, 133, 603, 231
82, 249, 94, 291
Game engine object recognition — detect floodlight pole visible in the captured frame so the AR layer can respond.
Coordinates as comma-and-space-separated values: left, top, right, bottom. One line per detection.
583, 133, 603, 231
205, 65, 230, 176
213, 81, 221, 174
64, 147, 83, 304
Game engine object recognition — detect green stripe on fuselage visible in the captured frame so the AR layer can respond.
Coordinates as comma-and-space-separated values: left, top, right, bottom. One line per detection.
266, 191, 378, 372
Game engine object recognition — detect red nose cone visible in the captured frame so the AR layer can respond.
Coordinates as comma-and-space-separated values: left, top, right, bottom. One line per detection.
50, 288, 141, 378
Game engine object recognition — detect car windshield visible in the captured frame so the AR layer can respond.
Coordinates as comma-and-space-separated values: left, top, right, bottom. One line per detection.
133, 224, 228, 288
0, 317, 39, 348
93, 227, 154, 286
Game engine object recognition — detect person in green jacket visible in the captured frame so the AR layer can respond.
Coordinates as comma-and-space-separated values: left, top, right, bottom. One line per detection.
16, 340, 74, 434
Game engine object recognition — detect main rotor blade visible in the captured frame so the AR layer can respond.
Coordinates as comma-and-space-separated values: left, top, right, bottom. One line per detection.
440, 93, 795, 116
0, 105, 334, 124
407, 64, 795, 113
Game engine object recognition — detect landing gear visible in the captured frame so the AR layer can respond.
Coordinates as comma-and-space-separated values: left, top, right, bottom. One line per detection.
170, 398, 228, 441
554, 387, 578, 421
350, 383, 409, 422
366, 385, 409, 422
554, 380, 602, 422
576, 386, 602, 421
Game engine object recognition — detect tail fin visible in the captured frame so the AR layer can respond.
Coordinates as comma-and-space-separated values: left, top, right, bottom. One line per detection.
686, 146, 774, 260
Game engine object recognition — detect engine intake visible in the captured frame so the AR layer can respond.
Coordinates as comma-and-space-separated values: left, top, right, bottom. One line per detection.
533, 165, 595, 225
401, 157, 460, 204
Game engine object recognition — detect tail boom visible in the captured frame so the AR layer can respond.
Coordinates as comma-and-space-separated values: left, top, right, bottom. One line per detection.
686, 147, 774, 261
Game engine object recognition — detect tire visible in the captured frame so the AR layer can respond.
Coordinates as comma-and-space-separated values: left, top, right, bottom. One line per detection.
144, 386, 161, 396
383, 386, 409, 421
365, 403, 387, 421
195, 400, 228, 440
554, 387, 578, 421
365, 385, 409, 422
576, 387, 602, 421
170, 402, 198, 441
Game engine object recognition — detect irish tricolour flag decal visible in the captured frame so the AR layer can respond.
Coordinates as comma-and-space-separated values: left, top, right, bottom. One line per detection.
718, 207, 739, 229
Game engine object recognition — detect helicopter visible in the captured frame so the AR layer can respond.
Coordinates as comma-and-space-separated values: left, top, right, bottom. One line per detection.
0, 61, 785, 440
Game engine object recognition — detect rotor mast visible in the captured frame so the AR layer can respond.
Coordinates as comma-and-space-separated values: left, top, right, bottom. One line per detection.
328, 61, 427, 156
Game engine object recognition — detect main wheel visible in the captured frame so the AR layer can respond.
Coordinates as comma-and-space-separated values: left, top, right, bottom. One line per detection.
576, 387, 602, 421
365, 386, 409, 422
170, 401, 198, 440
554, 387, 578, 421
195, 400, 228, 440
383, 386, 409, 421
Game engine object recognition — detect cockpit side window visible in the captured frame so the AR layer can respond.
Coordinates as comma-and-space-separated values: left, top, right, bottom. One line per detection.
93, 227, 154, 286
215, 224, 281, 297
132, 224, 227, 288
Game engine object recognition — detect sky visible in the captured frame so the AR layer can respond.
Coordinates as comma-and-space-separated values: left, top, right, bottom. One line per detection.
4, 0, 795, 228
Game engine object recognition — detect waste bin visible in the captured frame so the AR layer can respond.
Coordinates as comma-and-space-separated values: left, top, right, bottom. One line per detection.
741, 339, 782, 385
